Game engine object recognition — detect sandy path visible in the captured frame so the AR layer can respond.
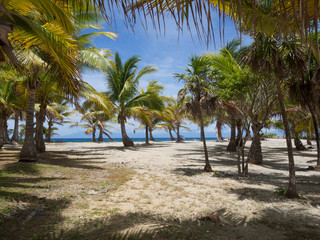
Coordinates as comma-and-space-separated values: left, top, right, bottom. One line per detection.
46, 139, 320, 239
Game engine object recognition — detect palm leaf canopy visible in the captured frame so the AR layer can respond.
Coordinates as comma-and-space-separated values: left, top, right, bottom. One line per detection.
5, 0, 80, 79
124, 0, 320, 48
105, 52, 159, 111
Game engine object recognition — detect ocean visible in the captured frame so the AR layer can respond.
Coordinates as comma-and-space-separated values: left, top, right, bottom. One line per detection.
51, 137, 218, 143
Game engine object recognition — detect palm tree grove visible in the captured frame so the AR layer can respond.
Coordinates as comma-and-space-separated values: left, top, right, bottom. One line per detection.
1, 1, 320, 239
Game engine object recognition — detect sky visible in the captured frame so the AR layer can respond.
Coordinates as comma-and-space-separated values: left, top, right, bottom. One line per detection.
54, 12, 253, 139
26, 11, 272, 139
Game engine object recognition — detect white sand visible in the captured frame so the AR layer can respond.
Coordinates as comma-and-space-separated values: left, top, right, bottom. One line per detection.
44, 138, 320, 239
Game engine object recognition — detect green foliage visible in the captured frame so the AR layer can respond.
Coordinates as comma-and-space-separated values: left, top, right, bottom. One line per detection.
105, 52, 163, 118
274, 188, 287, 197
262, 133, 278, 138
215, 67, 257, 101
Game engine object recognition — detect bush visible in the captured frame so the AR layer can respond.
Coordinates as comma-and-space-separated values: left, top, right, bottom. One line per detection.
262, 133, 277, 138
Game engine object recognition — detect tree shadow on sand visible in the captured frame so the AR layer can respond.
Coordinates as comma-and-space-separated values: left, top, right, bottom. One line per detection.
0, 183, 71, 240
171, 143, 320, 202
39, 206, 320, 240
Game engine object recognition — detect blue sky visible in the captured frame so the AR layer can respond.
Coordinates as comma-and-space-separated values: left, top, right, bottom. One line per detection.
45, 13, 261, 139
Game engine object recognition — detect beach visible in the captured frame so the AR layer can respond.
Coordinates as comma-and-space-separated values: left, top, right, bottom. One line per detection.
1, 139, 320, 239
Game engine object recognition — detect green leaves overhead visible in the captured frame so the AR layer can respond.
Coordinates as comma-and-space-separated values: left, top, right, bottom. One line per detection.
105, 52, 158, 110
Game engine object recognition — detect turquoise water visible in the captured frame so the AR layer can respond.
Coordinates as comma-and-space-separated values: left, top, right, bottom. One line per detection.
51, 137, 218, 142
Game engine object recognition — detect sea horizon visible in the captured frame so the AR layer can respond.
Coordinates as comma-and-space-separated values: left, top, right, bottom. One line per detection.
51, 137, 219, 143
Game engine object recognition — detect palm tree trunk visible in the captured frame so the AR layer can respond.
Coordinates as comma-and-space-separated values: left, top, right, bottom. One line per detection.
275, 75, 298, 198
309, 106, 320, 170
168, 128, 175, 141
306, 131, 312, 145
120, 115, 134, 147
19, 88, 37, 162
92, 128, 96, 142
200, 114, 212, 172
46, 119, 53, 142
149, 127, 155, 141
145, 124, 149, 144
216, 120, 223, 142
293, 130, 306, 151
176, 123, 182, 142
11, 110, 19, 144
98, 126, 103, 142
35, 103, 46, 152
235, 119, 242, 146
227, 115, 237, 152
104, 132, 114, 142
247, 124, 263, 164
4, 119, 10, 143
0, 114, 5, 149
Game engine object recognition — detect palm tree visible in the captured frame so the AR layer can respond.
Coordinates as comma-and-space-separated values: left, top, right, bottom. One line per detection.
77, 96, 115, 142
206, 39, 246, 152
133, 80, 165, 143
0, 69, 24, 148
13, 3, 116, 161
244, 33, 300, 198
9, 2, 81, 162
133, 107, 153, 144
214, 104, 228, 142
164, 98, 189, 142
127, 0, 319, 48
176, 55, 216, 172
153, 98, 189, 141
45, 100, 72, 142
105, 52, 163, 147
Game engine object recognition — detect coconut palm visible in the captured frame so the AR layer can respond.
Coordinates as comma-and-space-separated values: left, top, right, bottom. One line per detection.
133, 80, 165, 143
163, 98, 189, 142
127, 0, 319, 48
243, 33, 301, 198
176, 55, 216, 172
0, 67, 25, 148
71, 111, 115, 142
286, 44, 320, 169
105, 52, 164, 147
78, 95, 115, 142
8, 2, 82, 162
154, 98, 189, 141
45, 100, 72, 142
14, 3, 117, 160
206, 39, 247, 152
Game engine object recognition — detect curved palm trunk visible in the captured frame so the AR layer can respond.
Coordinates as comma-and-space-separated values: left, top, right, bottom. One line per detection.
293, 131, 306, 151
0, 114, 5, 149
46, 119, 53, 142
120, 115, 134, 147
227, 115, 237, 152
275, 75, 298, 198
248, 124, 263, 164
35, 103, 46, 152
200, 114, 212, 172
145, 124, 149, 144
92, 128, 96, 142
176, 123, 183, 142
11, 110, 19, 144
235, 119, 242, 146
4, 119, 10, 143
104, 132, 114, 142
216, 120, 223, 142
149, 127, 155, 141
19, 88, 37, 162
168, 128, 175, 141
98, 126, 103, 142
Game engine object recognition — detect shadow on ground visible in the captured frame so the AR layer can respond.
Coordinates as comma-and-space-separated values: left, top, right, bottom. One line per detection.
21, 207, 320, 240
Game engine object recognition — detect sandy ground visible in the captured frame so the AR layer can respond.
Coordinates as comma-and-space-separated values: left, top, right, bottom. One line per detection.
39, 138, 320, 239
